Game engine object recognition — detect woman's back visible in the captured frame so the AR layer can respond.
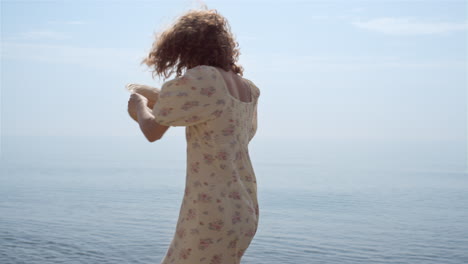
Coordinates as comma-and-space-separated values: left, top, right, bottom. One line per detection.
152, 65, 259, 146
216, 68, 253, 103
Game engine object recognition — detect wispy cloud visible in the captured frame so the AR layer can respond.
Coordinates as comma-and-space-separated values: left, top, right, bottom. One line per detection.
241, 53, 465, 74
15, 30, 71, 40
353, 18, 468, 35
1, 42, 144, 72
47, 20, 87, 25
66, 20, 86, 25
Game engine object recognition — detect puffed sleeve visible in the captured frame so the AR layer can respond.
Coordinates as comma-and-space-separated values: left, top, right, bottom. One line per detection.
152, 66, 227, 127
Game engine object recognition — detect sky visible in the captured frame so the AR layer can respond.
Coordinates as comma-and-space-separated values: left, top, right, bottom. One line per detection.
1, 0, 467, 171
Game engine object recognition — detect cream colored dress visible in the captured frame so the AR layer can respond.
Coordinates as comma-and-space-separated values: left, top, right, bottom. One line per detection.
152, 65, 260, 264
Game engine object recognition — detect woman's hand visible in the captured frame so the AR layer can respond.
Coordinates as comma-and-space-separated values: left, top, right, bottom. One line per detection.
128, 93, 148, 122
127, 92, 169, 142
126, 83, 160, 109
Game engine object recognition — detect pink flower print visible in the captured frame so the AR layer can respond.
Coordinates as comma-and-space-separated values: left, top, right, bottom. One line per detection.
227, 229, 235, 236
181, 100, 199, 111
186, 208, 196, 221
160, 91, 174, 98
231, 211, 241, 224
219, 164, 227, 170
208, 219, 224, 231
200, 86, 216, 97
228, 191, 241, 200
179, 248, 192, 260
245, 228, 256, 238
184, 187, 191, 195
186, 115, 201, 123
227, 238, 238, 249
193, 180, 202, 188
229, 140, 237, 148
210, 254, 222, 264
167, 246, 174, 257
217, 205, 224, 212
191, 142, 201, 149
176, 91, 188, 97
202, 130, 214, 141
244, 174, 253, 182
198, 238, 213, 250
235, 151, 242, 161
237, 249, 244, 258
211, 110, 223, 118
174, 76, 190, 86
198, 192, 212, 203
216, 151, 228, 161
216, 99, 226, 105
159, 107, 173, 116
203, 154, 215, 164
222, 124, 235, 136
176, 227, 186, 239
232, 171, 239, 182
190, 162, 200, 173
247, 206, 255, 215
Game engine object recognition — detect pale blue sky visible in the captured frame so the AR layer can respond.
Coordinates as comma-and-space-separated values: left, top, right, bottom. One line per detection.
1, 0, 466, 171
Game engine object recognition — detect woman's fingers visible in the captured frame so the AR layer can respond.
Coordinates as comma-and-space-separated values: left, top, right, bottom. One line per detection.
126, 83, 159, 105
128, 98, 139, 122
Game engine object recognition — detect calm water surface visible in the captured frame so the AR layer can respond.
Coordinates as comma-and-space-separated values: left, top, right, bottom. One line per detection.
1, 162, 467, 264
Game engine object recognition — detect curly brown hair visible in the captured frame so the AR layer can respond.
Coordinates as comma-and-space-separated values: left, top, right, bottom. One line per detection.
141, 9, 243, 79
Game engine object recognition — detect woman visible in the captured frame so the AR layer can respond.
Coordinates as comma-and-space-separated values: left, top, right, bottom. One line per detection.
127, 9, 260, 264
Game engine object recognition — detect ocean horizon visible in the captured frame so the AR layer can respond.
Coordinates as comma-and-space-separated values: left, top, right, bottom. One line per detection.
1, 136, 467, 264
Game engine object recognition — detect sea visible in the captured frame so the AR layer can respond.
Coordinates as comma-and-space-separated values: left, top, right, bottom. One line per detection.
1, 135, 467, 264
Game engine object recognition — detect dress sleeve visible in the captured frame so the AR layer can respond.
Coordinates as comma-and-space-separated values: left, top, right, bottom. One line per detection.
152, 66, 227, 127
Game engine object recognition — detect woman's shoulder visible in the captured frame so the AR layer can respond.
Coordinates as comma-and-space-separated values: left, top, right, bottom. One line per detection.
160, 65, 228, 102
242, 77, 261, 99
162, 65, 215, 88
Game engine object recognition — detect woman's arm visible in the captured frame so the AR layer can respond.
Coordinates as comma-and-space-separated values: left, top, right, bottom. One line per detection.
129, 93, 170, 142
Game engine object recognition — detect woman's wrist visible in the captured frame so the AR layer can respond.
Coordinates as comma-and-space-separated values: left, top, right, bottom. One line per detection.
136, 99, 153, 121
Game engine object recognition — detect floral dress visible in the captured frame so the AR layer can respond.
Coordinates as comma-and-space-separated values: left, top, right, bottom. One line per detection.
152, 65, 260, 264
